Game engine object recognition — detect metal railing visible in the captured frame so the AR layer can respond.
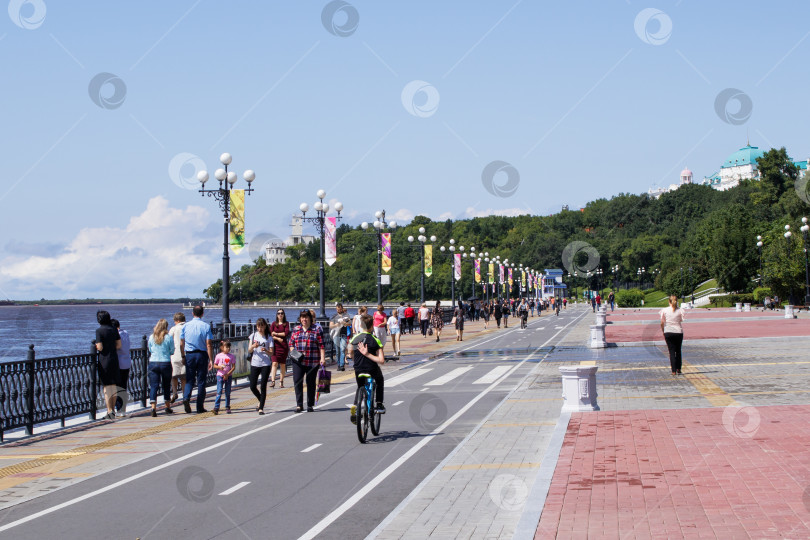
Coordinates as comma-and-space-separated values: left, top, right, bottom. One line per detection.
0, 321, 341, 441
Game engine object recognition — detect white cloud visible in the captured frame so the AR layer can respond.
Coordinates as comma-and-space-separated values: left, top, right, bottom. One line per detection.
0, 196, 248, 299
392, 208, 414, 223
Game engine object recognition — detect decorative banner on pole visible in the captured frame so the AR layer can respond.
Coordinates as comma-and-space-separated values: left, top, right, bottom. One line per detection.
499, 265, 505, 282
521, 270, 526, 288
325, 217, 337, 266
229, 189, 245, 253
508, 267, 513, 286
381, 233, 391, 273
424, 245, 433, 276
474, 259, 481, 283
454, 253, 461, 281
488, 263, 495, 283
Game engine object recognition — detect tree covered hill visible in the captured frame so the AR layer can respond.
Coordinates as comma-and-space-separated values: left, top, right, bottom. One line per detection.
206, 148, 809, 304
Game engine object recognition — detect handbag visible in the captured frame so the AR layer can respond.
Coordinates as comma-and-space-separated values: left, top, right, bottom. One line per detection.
288, 348, 303, 364
450, 316, 457, 325
317, 366, 331, 394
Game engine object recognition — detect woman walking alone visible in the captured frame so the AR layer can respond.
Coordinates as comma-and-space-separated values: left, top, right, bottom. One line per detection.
249, 318, 273, 415
270, 310, 290, 388
660, 295, 687, 375
288, 310, 325, 413
147, 318, 174, 417
431, 301, 444, 342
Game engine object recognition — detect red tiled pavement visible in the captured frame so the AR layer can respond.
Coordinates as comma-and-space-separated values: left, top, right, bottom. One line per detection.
608, 308, 787, 321
536, 406, 810, 539
605, 317, 809, 342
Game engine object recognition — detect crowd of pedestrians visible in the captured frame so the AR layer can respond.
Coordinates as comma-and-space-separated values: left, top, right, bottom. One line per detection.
93, 297, 566, 421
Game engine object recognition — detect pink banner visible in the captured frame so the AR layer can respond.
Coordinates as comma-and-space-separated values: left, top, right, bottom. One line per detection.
454, 253, 461, 281
508, 267, 513, 286
382, 233, 391, 273
325, 217, 337, 266
499, 265, 504, 282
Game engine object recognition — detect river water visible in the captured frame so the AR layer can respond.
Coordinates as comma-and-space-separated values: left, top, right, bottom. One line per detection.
0, 304, 343, 363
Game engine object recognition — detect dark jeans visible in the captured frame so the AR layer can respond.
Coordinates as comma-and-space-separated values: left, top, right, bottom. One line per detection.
664, 332, 684, 372
250, 365, 271, 409
354, 364, 384, 406
148, 362, 172, 404
183, 351, 210, 411
407, 317, 415, 334
495, 316, 501, 328
292, 362, 319, 408
420, 319, 429, 336
115, 368, 130, 411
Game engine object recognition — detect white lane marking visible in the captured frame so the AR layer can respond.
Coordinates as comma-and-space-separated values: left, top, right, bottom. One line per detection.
386, 367, 432, 387
219, 482, 250, 496
300, 310, 591, 540
424, 366, 473, 386
472, 366, 511, 385
392, 401, 404, 406
0, 319, 527, 534
301, 443, 321, 453
420, 387, 428, 392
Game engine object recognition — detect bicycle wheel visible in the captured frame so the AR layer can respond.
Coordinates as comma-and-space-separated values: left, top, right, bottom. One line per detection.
371, 401, 381, 436
356, 388, 369, 443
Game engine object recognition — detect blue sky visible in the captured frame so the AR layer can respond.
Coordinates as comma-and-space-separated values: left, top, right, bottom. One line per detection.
2, 0, 809, 299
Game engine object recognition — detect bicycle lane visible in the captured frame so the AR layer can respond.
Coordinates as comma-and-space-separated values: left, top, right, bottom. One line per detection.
0, 319, 553, 539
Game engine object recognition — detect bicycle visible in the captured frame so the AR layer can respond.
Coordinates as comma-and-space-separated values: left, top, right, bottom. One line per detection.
355, 373, 381, 443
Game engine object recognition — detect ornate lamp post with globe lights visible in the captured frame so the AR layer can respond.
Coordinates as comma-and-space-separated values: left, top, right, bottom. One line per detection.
407, 227, 436, 304
459, 245, 476, 300
800, 217, 810, 306
785, 225, 795, 306
361, 210, 396, 305
439, 239, 456, 305
296, 190, 343, 320
756, 235, 764, 285
196, 152, 255, 326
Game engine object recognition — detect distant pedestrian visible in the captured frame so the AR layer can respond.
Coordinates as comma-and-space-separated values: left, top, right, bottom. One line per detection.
270, 309, 290, 388
404, 303, 415, 334
596, 294, 602, 310
418, 303, 430, 337
529, 299, 535, 317
660, 295, 687, 375
493, 301, 502, 328
180, 305, 214, 414
353, 306, 368, 335
249, 318, 273, 415
608, 291, 615, 312
373, 304, 388, 353
563, 297, 568, 309
502, 301, 510, 328
387, 311, 401, 357
431, 301, 444, 342
111, 319, 131, 416
330, 303, 351, 371
147, 318, 174, 417
398, 301, 407, 333
591, 296, 596, 312
213, 340, 236, 415
288, 309, 325, 413
454, 301, 465, 341
95, 310, 121, 420
482, 302, 490, 329
168, 312, 186, 405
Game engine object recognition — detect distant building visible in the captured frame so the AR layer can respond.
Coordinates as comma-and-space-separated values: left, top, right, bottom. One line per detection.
701, 143, 808, 191
263, 216, 316, 266
648, 167, 693, 199
541, 269, 567, 299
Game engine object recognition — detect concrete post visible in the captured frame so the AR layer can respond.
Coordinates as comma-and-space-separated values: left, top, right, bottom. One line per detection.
559, 365, 599, 412
589, 324, 606, 348
743, 303, 751, 312
595, 311, 606, 326
785, 305, 795, 319
735, 302, 742, 312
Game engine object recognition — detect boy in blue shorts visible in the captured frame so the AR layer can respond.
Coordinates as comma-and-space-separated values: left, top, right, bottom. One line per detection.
347, 314, 386, 424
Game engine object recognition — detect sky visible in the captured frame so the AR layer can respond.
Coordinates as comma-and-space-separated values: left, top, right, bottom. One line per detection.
1, 0, 809, 300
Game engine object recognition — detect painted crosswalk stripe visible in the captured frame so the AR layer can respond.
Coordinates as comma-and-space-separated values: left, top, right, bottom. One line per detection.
387, 368, 432, 388
472, 366, 511, 385
219, 482, 250, 496
425, 367, 474, 386
392, 401, 404, 406
301, 444, 321, 453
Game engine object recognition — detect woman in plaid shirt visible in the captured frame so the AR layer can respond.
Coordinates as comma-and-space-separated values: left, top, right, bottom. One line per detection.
289, 309, 325, 413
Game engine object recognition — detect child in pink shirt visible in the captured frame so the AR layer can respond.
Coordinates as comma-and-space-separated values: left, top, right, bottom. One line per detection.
213, 340, 236, 414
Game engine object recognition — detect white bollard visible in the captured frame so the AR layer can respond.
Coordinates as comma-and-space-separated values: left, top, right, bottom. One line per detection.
559, 365, 600, 412
589, 324, 606, 348
595, 311, 606, 326
743, 303, 751, 312
735, 302, 742, 312
785, 305, 795, 319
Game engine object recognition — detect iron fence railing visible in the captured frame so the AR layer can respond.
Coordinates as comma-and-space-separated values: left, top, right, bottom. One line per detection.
0, 321, 340, 441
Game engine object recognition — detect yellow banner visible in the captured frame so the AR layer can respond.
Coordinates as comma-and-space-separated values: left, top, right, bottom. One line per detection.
229, 189, 245, 254
424, 245, 433, 276
488, 263, 494, 284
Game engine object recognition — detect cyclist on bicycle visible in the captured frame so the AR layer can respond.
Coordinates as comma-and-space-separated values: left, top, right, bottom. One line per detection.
347, 314, 386, 424
517, 299, 529, 329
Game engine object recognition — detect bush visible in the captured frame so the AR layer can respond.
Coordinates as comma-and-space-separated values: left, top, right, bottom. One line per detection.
753, 287, 773, 302
616, 288, 645, 307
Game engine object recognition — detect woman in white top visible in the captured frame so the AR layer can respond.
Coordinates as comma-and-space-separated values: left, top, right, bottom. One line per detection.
168, 312, 186, 404
418, 303, 431, 337
353, 306, 368, 335
660, 295, 686, 375
387, 313, 401, 358
248, 318, 273, 414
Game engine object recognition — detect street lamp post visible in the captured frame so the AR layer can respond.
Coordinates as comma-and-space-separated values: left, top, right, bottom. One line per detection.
756, 235, 764, 285
407, 227, 436, 304
439, 239, 456, 305
800, 217, 810, 306
196, 152, 255, 326
459, 245, 477, 301
688, 266, 694, 305
297, 190, 344, 320
340, 283, 346, 304
637, 267, 645, 289
361, 210, 396, 305
274, 285, 280, 304
785, 225, 795, 306
612, 265, 619, 291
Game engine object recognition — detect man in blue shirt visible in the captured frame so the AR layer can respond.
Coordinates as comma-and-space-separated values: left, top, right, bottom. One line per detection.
180, 305, 215, 413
